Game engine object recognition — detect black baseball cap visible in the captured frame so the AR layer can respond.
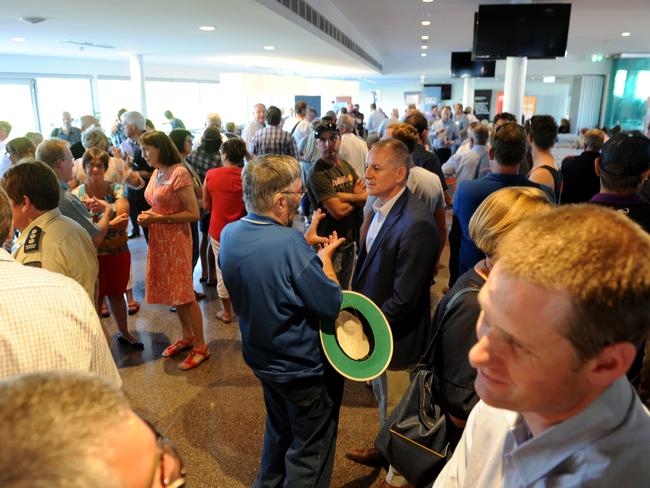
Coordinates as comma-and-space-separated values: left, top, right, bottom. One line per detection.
600, 131, 650, 177
314, 122, 339, 139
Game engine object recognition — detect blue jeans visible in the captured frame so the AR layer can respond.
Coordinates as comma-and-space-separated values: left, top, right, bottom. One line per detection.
254, 367, 344, 488
332, 244, 355, 290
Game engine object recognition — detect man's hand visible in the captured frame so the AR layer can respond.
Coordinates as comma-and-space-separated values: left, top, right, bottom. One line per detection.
111, 146, 124, 160
352, 178, 365, 194
317, 231, 346, 261
304, 209, 329, 247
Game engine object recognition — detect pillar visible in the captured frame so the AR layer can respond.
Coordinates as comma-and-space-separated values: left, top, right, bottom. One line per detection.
502, 56, 527, 123
129, 54, 147, 118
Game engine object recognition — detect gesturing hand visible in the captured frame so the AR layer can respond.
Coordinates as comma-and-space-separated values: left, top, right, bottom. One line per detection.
317, 231, 346, 261
304, 209, 329, 247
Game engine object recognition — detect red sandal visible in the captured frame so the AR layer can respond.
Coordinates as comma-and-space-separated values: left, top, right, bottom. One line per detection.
178, 345, 210, 370
162, 338, 193, 357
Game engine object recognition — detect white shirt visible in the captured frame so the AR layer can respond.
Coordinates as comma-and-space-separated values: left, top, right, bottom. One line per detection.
338, 133, 368, 178
365, 187, 406, 252
0, 153, 11, 178
241, 120, 264, 153
0, 249, 121, 387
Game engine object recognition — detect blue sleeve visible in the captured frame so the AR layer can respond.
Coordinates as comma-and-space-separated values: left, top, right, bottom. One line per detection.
291, 235, 342, 320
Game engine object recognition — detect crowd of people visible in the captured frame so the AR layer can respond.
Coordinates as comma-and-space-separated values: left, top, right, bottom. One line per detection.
0, 97, 649, 487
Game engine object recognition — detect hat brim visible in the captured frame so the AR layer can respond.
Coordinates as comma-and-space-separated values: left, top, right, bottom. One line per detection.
320, 291, 393, 382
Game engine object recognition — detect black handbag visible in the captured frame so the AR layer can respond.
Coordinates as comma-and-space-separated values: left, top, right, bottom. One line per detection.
374, 287, 479, 487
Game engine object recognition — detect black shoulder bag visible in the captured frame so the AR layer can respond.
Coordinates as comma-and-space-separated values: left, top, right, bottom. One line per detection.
374, 287, 479, 487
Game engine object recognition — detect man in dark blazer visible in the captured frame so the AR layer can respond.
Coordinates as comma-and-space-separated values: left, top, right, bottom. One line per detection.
560, 128, 605, 204
346, 138, 440, 467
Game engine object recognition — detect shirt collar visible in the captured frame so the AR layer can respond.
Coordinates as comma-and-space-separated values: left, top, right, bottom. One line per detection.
58, 180, 70, 191
590, 192, 645, 205
372, 187, 406, 218
16, 208, 62, 244
505, 378, 635, 485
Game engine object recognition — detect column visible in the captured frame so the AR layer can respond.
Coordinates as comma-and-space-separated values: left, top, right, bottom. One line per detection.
502, 56, 527, 123
129, 54, 147, 118
462, 77, 475, 109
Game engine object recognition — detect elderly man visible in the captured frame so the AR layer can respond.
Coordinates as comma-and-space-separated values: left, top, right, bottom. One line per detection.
119, 111, 153, 239
241, 103, 266, 153
251, 106, 298, 159
35, 138, 111, 248
0, 188, 118, 385
1, 160, 99, 303
337, 113, 368, 178
219, 155, 345, 487
442, 123, 490, 185
346, 139, 440, 466
0, 372, 185, 486
306, 121, 367, 288
434, 205, 650, 487
430, 106, 460, 163
50, 111, 82, 146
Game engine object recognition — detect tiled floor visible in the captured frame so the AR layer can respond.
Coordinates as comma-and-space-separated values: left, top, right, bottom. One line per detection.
106, 221, 449, 487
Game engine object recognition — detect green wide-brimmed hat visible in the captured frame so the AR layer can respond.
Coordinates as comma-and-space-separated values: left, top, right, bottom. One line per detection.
320, 291, 393, 382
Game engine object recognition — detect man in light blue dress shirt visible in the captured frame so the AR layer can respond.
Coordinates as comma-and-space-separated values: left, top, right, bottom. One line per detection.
434, 205, 650, 488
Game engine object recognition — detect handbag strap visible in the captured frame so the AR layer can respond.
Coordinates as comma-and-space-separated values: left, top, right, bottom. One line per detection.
417, 286, 480, 369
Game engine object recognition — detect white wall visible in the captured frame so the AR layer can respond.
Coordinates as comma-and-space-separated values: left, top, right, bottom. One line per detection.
219, 73, 359, 124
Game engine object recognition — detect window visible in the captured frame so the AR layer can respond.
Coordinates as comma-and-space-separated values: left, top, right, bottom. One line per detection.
0, 80, 38, 136
35, 77, 93, 137
96, 79, 135, 129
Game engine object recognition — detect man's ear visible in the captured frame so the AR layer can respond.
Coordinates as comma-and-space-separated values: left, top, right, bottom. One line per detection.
584, 342, 637, 388
488, 146, 495, 160
594, 157, 601, 177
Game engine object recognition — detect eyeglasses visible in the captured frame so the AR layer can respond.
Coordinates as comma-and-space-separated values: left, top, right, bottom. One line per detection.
142, 418, 186, 488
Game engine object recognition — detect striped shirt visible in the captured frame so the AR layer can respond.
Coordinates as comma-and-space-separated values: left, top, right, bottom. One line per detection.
0, 249, 121, 387
251, 126, 299, 159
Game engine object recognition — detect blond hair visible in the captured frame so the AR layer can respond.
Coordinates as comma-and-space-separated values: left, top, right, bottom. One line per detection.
469, 187, 553, 256
495, 204, 650, 360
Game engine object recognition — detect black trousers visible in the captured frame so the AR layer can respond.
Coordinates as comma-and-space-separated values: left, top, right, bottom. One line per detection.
254, 367, 344, 488
127, 186, 151, 241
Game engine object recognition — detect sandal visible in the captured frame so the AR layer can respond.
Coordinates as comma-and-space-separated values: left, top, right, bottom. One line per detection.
178, 345, 210, 370
117, 335, 145, 350
162, 338, 193, 357
215, 310, 232, 324
127, 301, 140, 315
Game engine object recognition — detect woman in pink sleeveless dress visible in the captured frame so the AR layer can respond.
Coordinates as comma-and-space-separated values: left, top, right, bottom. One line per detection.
137, 131, 209, 369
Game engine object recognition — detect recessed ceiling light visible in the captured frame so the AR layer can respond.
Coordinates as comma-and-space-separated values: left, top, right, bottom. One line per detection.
421, 35, 429, 40
421, 20, 431, 26
621, 32, 631, 37
11, 37, 27, 42
421, 45, 428, 50
543, 75, 556, 83
199, 25, 216, 31
264, 45, 275, 51
423, 0, 434, 3
421, 53, 427, 57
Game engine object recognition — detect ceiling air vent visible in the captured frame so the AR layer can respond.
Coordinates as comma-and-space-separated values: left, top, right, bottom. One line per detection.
19, 16, 47, 24
276, 0, 382, 71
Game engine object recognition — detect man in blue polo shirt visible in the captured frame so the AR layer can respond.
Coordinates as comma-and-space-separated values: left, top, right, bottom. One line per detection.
450, 122, 552, 285
219, 154, 345, 488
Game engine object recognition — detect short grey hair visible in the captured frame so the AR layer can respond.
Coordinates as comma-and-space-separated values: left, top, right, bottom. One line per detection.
0, 372, 131, 488
337, 114, 355, 131
35, 138, 69, 168
121, 111, 145, 131
242, 155, 301, 214
81, 126, 110, 151
0, 187, 12, 242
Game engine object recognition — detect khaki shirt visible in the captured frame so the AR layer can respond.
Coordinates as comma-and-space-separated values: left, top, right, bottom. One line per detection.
13, 208, 99, 303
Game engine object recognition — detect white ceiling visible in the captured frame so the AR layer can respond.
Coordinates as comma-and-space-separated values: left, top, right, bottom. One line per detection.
1, 0, 649, 81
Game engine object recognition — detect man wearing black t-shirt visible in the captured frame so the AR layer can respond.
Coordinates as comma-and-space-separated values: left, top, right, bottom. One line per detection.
306, 122, 367, 288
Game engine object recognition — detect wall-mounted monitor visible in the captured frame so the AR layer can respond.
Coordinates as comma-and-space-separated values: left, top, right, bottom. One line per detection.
451, 51, 496, 78
424, 84, 452, 100
472, 3, 571, 60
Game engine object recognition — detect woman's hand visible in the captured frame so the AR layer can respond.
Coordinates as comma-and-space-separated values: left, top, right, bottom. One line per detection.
109, 213, 130, 230
137, 210, 162, 227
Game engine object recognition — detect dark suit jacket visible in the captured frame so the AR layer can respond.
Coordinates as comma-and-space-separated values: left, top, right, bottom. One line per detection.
352, 189, 440, 370
560, 150, 600, 204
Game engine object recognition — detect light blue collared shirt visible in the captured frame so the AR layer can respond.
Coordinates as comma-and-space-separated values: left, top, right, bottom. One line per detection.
434, 377, 650, 487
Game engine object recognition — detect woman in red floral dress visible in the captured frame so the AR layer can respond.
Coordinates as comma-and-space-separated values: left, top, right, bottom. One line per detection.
137, 131, 209, 369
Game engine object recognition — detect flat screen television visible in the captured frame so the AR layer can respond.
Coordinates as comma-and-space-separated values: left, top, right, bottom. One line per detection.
424, 84, 452, 100
451, 51, 495, 78
472, 3, 571, 60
